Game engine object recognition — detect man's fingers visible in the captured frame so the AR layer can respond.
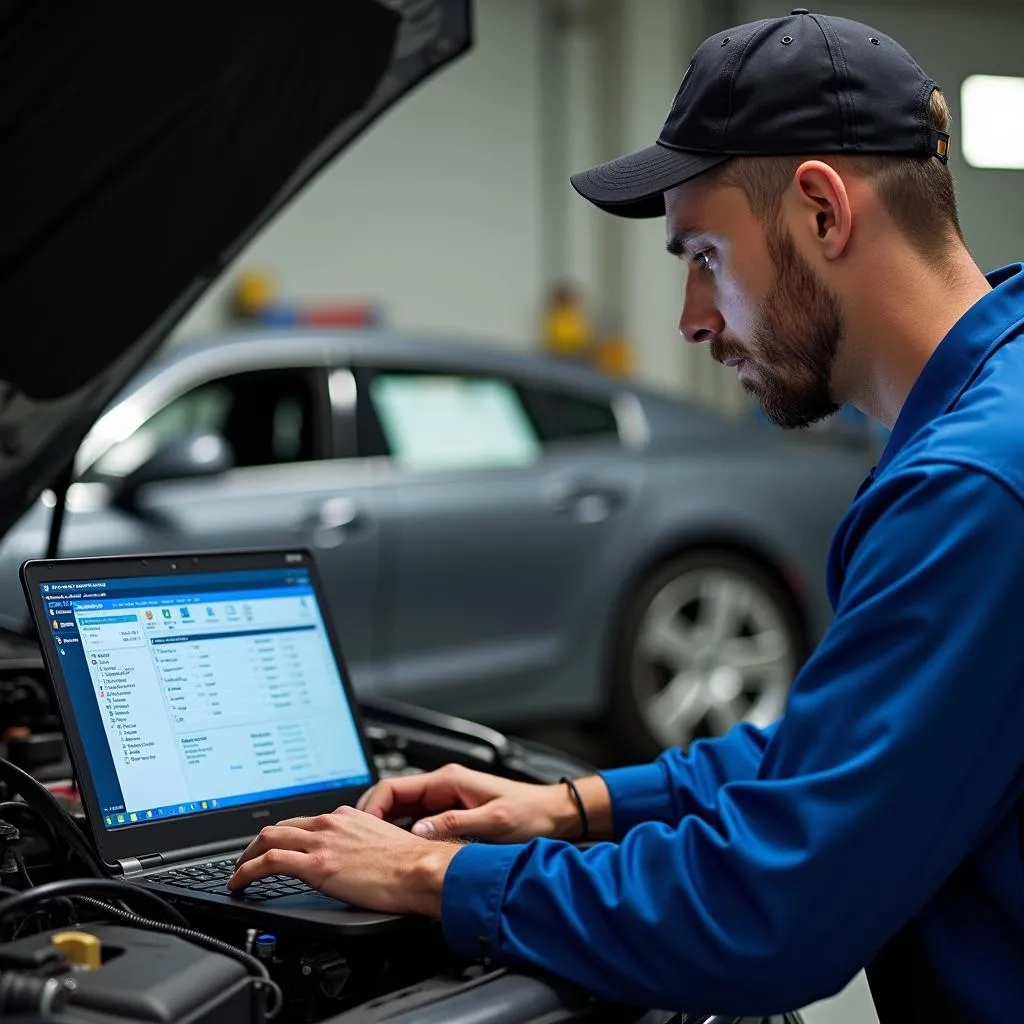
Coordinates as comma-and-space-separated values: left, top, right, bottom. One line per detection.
274, 814, 330, 831
360, 775, 435, 818
359, 769, 465, 820
228, 848, 312, 891
234, 824, 317, 870
411, 803, 511, 841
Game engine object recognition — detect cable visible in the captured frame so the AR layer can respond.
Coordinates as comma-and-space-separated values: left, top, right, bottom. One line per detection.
0, 878, 187, 928
2, 883, 281, 1016
12, 851, 78, 933
0, 757, 105, 877
3, 855, 75, 940
12, 909, 49, 940
0, 766, 280, 1016
0, 800, 60, 860
72, 896, 283, 1019
14, 850, 32, 890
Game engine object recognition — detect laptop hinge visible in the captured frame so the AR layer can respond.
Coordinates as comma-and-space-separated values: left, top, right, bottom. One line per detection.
161, 837, 249, 866
118, 854, 163, 878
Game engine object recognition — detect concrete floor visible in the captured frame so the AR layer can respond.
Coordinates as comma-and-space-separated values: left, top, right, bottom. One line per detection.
803, 974, 879, 1024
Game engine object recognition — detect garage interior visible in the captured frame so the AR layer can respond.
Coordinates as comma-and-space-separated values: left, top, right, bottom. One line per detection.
1, 2, 1022, 1023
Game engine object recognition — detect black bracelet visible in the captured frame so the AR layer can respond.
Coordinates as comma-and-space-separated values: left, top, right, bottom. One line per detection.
559, 776, 589, 843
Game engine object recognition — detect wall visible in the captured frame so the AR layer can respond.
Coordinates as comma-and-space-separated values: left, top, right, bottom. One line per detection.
617, 0, 750, 411
556, 0, 705, 398
175, 0, 546, 351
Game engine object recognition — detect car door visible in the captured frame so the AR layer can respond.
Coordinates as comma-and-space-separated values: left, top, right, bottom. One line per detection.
0, 356, 393, 688
350, 362, 643, 714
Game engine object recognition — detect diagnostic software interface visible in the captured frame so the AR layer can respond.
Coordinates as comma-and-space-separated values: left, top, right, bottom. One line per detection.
39, 567, 372, 830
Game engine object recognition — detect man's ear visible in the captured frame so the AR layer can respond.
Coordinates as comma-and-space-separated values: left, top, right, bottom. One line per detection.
791, 160, 852, 260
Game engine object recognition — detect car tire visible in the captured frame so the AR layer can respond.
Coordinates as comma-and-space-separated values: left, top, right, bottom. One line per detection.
608, 548, 808, 761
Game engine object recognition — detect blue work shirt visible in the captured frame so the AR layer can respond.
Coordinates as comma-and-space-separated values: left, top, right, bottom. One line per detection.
441, 265, 1024, 1018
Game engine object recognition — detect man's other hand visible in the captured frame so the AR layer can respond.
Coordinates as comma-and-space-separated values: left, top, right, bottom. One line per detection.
356, 763, 611, 843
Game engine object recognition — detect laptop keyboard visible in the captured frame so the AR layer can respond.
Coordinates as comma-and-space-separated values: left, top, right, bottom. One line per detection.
152, 856, 313, 902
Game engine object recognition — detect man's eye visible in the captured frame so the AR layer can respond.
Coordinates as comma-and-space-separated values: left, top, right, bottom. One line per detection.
693, 249, 714, 273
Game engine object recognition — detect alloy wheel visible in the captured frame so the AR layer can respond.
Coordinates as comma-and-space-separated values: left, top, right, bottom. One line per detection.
630, 565, 798, 749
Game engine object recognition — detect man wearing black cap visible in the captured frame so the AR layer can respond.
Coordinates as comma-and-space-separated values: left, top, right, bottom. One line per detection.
230, 11, 1024, 1021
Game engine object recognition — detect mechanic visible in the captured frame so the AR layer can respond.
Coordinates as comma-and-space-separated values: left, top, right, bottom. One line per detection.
228, 12, 1024, 1020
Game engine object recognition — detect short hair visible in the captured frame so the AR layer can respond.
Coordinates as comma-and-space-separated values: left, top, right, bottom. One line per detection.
710, 89, 963, 265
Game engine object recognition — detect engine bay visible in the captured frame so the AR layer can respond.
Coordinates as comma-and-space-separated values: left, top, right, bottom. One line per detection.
0, 650, 687, 1024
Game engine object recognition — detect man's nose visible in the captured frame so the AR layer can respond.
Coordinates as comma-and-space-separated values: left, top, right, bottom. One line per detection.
679, 275, 724, 345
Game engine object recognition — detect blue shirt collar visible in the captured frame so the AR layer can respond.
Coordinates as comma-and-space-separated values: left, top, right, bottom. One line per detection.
876, 263, 1024, 474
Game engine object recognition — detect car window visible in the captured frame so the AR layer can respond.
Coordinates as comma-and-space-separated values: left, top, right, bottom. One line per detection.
87, 368, 322, 479
368, 372, 541, 472
515, 385, 620, 444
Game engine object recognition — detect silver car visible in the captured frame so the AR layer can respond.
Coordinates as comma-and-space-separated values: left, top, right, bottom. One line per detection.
0, 330, 868, 756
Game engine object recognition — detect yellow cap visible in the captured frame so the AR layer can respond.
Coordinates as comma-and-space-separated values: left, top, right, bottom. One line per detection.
51, 930, 101, 970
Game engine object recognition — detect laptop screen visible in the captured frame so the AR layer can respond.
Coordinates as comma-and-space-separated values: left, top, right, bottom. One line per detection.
38, 565, 373, 831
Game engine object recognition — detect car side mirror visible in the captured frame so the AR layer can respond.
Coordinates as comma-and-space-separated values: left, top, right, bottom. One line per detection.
114, 433, 234, 510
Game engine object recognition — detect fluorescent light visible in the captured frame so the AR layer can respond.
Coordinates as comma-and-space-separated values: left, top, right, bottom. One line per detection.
961, 75, 1024, 169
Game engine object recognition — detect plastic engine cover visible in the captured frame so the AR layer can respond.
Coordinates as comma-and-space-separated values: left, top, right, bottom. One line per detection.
0, 923, 253, 1023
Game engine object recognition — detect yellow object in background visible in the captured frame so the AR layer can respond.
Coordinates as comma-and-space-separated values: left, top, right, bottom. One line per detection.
234, 268, 277, 318
542, 282, 592, 359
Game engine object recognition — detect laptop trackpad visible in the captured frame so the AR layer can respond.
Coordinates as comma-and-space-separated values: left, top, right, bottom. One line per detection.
273, 890, 352, 910
266, 891, 414, 933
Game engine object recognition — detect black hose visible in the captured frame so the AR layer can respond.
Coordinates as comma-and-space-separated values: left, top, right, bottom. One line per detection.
0, 758, 105, 877
0, 972, 77, 1018
0, 878, 187, 928
72, 896, 282, 1019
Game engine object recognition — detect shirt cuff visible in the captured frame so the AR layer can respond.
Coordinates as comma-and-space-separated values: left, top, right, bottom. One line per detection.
598, 761, 671, 837
441, 841, 525, 958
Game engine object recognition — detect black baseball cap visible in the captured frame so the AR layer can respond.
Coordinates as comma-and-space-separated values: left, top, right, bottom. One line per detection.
571, 10, 949, 219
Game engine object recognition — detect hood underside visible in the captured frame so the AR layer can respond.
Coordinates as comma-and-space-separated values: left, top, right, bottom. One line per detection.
0, 0, 471, 538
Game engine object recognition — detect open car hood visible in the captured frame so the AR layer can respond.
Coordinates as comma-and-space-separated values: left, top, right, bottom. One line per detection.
0, 0, 471, 540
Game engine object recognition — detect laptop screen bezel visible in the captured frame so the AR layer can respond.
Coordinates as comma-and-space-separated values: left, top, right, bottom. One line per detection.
21, 548, 379, 868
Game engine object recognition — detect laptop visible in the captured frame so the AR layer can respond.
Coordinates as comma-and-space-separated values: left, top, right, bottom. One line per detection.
21, 549, 407, 935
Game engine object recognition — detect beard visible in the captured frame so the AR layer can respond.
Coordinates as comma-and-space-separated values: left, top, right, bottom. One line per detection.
711, 220, 844, 430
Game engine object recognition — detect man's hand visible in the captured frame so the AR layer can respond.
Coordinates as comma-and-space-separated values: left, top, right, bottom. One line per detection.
357, 763, 612, 843
227, 806, 461, 917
